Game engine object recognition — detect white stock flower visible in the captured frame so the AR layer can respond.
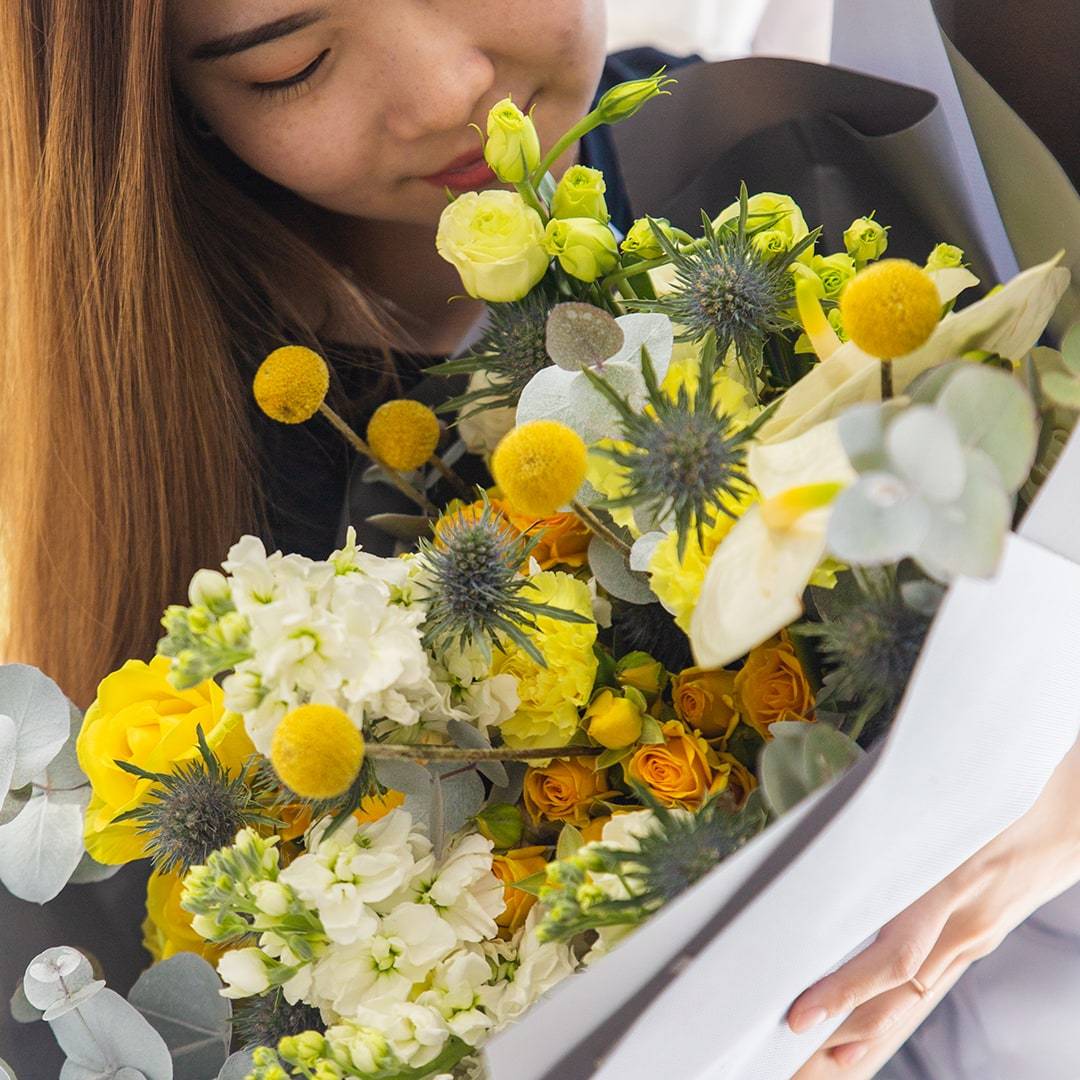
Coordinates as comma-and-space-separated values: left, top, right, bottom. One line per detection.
217, 948, 270, 998
397, 832, 505, 943
415, 949, 495, 1046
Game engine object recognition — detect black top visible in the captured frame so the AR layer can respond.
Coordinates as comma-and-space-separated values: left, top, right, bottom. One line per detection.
255, 47, 702, 562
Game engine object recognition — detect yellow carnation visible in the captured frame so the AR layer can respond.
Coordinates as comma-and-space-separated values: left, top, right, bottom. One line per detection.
77, 656, 254, 865
647, 491, 756, 631
493, 572, 598, 750
660, 341, 760, 425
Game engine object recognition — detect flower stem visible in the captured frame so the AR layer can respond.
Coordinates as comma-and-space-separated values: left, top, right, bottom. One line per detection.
366, 743, 602, 762
880, 360, 894, 400
600, 256, 670, 291
531, 116, 599, 187
319, 403, 438, 516
429, 453, 472, 499
571, 501, 633, 557
514, 180, 549, 224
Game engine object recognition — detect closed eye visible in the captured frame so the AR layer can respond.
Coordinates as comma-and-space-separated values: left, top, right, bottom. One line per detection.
250, 49, 330, 98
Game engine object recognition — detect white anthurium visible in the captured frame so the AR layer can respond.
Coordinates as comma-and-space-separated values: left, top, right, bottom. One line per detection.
689, 421, 856, 669
515, 313, 674, 445
759, 254, 1069, 444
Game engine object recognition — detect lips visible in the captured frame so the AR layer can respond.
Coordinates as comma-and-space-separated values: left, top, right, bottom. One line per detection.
419, 146, 494, 190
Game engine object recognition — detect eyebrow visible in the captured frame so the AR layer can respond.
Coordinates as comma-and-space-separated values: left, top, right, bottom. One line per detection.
188, 9, 329, 62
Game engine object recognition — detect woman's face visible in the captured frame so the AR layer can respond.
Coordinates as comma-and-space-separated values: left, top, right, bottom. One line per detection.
169, 1, 608, 227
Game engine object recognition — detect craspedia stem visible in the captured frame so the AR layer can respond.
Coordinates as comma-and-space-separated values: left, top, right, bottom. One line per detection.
430, 453, 472, 499
318, 403, 438, 515
571, 501, 632, 556
880, 360, 894, 401
365, 743, 602, 762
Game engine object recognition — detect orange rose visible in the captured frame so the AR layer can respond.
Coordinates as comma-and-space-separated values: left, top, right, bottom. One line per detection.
672, 667, 740, 740
734, 635, 814, 739
715, 752, 757, 808
523, 758, 617, 827
625, 720, 724, 809
492, 845, 549, 935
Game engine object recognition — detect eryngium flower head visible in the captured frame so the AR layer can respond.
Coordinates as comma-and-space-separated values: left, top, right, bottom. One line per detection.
232, 989, 325, 1051
114, 727, 273, 875
418, 497, 591, 665
797, 568, 941, 743
633, 183, 818, 380
537, 791, 766, 943
584, 343, 750, 560
429, 281, 559, 417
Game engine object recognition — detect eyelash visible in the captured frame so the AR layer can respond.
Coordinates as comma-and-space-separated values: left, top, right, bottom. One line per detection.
251, 49, 330, 100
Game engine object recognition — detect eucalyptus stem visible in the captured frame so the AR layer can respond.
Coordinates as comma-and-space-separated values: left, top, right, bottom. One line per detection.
365, 743, 602, 762
319, 403, 438, 516
571, 501, 633, 557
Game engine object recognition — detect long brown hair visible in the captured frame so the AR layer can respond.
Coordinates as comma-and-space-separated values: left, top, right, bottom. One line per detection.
0, 0, 397, 707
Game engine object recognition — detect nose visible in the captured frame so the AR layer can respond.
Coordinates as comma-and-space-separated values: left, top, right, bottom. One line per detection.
377, 11, 497, 143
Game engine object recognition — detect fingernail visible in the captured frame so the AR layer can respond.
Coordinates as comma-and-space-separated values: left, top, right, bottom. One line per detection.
835, 1043, 870, 1067
790, 1006, 828, 1033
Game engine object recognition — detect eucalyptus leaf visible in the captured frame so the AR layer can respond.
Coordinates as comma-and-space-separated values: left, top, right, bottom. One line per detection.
0, 780, 89, 903
129, 955, 230, 1080
885, 407, 966, 504
0, 664, 71, 791
10, 982, 43, 1024
587, 535, 654, 605
759, 726, 813, 816
936, 366, 1039, 492
372, 759, 432, 799
0, 1057, 15, 1079
67, 851, 124, 886
24, 947, 105, 1019
486, 761, 526, 807
1062, 322, 1080, 372
1041, 370, 1080, 410
0, 716, 15, 803
759, 722, 858, 816
0, 784, 29, 827
364, 513, 433, 543
801, 725, 864, 789
446, 721, 507, 787
48, 988, 172, 1080
545, 303, 624, 371
555, 824, 584, 861
217, 1053, 255, 1080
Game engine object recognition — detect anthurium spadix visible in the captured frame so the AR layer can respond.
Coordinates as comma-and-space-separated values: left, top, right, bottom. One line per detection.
759, 254, 1069, 444
689, 422, 856, 669
516, 313, 674, 445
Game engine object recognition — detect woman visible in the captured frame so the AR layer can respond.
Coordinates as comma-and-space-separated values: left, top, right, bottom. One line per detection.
0, 2, 1077, 1076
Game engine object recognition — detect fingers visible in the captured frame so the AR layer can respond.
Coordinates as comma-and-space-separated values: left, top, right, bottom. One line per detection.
788, 893, 954, 1034
821, 981, 923, 1049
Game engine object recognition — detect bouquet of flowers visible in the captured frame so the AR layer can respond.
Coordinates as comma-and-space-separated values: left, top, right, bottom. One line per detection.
2, 71, 1076, 1080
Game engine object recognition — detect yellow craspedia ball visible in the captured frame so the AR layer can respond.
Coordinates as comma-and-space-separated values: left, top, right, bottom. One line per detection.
366, 399, 441, 471
491, 421, 588, 518
270, 705, 364, 799
253, 346, 330, 424
839, 259, 942, 359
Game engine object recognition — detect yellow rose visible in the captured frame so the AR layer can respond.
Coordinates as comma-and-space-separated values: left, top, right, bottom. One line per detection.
625, 720, 724, 809
484, 97, 541, 184
523, 758, 616, 827
494, 572, 597, 750
585, 689, 644, 750
492, 845, 548, 935
714, 191, 814, 263
436, 190, 549, 302
77, 656, 255, 865
734, 635, 815, 739
615, 653, 666, 702
543, 218, 619, 283
142, 868, 224, 964
672, 667, 740, 740
551, 165, 609, 223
